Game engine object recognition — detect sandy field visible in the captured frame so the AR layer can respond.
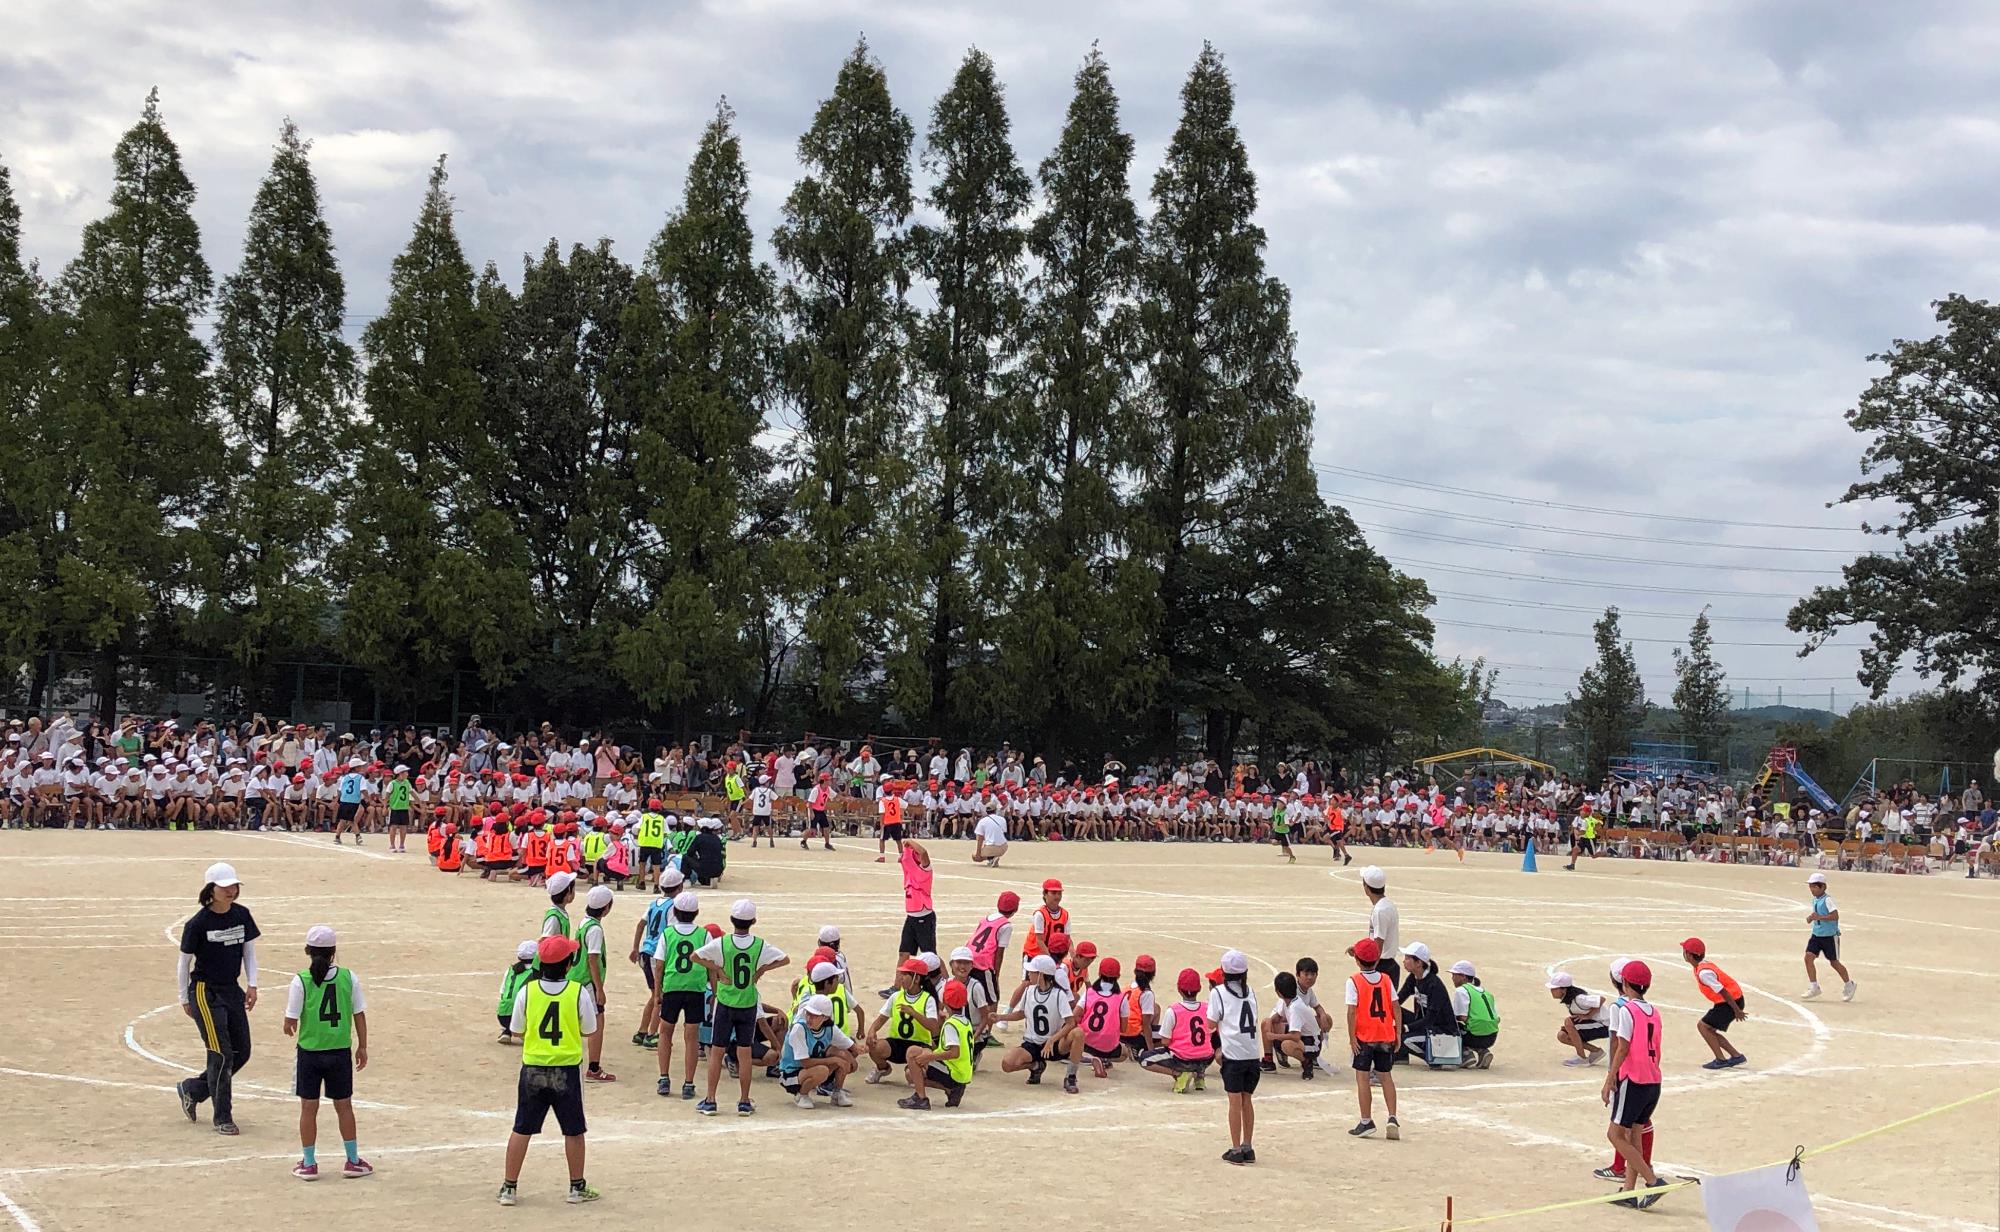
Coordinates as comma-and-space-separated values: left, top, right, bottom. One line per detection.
0, 831, 1994, 1231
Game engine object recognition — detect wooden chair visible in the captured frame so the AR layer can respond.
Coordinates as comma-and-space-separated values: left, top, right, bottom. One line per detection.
1775, 838, 1801, 867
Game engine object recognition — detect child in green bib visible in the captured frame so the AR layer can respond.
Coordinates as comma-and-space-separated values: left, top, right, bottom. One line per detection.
283, 925, 371, 1181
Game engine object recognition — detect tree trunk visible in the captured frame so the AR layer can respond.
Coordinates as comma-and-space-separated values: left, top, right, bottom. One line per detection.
93, 643, 122, 728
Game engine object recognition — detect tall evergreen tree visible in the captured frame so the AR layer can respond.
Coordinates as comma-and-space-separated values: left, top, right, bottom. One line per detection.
1568, 607, 1646, 780
773, 39, 916, 724
46, 90, 222, 719
1671, 608, 1730, 766
0, 155, 57, 697
333, 157, 534, 703
207, 119, 356, 682
1133, 44, 1315, 753
483, 235, 640, 707
613, 101, 783, 729
901, 48, 1031, 730
1000, 46, 1152, 758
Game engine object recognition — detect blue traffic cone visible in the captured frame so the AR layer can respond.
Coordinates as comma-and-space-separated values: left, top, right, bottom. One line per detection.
1521, 838, 1538, 873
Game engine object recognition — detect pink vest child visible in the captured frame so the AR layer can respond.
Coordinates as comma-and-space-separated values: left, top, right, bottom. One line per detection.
901, 845, 934, 915
966, 913, 1006, 971
1617, 1001, 1663, 1084
604, 839, 631, 877
1080, 986, 1121, 1053
1168, 1000, 1215, 1061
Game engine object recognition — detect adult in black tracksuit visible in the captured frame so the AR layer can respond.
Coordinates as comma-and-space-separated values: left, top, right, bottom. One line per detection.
174, 861, 261, 1134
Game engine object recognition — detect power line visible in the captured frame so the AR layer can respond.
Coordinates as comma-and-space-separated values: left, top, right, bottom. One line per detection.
1314, 461, 1865, 533
1384, 556, 1804, 598
1319, 487, 1860, 554
1431, 617, 1838, 648
1428, 590, 1789, 624
1479, 660, 1862, 683
1359, 521, 1844, 575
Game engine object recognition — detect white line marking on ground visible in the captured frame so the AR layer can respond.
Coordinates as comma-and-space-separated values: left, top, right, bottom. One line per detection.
0, 1185, 38, 1232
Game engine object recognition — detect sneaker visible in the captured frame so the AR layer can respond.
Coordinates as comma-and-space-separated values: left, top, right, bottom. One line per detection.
830, 1089, 854, 1107
1221, 1146, 1247, 1163
815, 1080, 835, 1096
658, 1077, 674, 1096
343, 1158, 374, 1179
1585, 1047, 1606, 1066
1027, 1059, 1046, 1085
1172, 1071, 1191, 1094
864, 1067, 887, 1085
1476, 1049, 1493, 1069
566, 1183, 601, 1204
944, 1086, 965, 1107
1193, 1074, 1206, 1091
1634, 1180, 1670, 1210
631, 1031, 646, 1046
1592, 1167, 1624, 1182
1261, 1057, 1279, 1072
644, 1034, 659, 1048
1562, 1055, 1590, 1068
896, 1094, 931, 1110
1062, 1075, 1079, 1094
1725, 1054, 1748, 1068
1702, 1058, 1730, 1070
1233, 1146, 1256, 1164
696, 1099, 718, 1116
1386, 1116, 1401, 1140
215, 1122, 240, 1136
1842, 981, 1857, 1002
681, 1082, 697, 1100
292, 1162, 319, 1181
176, 1079, 198, 1123
496, 1184, 518, 1207
1801, 984, 1822, 1000
1611, 1195, 1639, 1209
1301, 1061, 1315, 1080
793, 1093, 817, 1110
1348, 1120, 1377, 1137
736, 1100, 755, 1116
585, 1069, 616, 1082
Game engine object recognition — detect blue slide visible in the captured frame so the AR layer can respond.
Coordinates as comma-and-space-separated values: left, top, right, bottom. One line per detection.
1782, 763, 1839, 815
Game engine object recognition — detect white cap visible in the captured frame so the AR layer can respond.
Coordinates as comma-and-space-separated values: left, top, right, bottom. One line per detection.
1546, 972, 1574, 989
304, 924, 337, 947
810, 961, 841, 983
348, 757, 363, 767
585, 885, 614, 909
919, 951, 941, 972
817, 925, 841, 943
1449, 960, 1477, 978
547, 871, 577, 897
393, 764, 409, 773
1400, 941, 1431, 964
204, 862, 240, 888
1806, 872, 1827, 884
801, 994, 833, 1018
516, 940, 538, 961
1029, 955, 1060, 976
1220, 949, 1249, 975
657, 867, 685, 890
1609, 956, 1633, 984
730, 898, 757, 921
672, 891, 699, 913
948, 946, 975, 964
1359, 865, 1387, 890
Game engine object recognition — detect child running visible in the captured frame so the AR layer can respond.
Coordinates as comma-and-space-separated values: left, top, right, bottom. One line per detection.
1802, 872, 1857, 1001
284, 926, 371, 1180
1345, 938, 1400, 1140
1680, 938, 1748, 1069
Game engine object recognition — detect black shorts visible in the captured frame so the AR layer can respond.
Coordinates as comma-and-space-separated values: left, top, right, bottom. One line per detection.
1463, 1030, 1498, 1051
923, 1064, 967, 1093
884, 1038, 918, 1064
657, 989, 705, 1026
1701, 1001, 1741, 1032
882, 821, 905, 841
1143, 1051, 1212, 1073
1019, 1038, 1048, 1062
709, 1001, 759, 1051
1084, 1043, 1122, 1062
1806, 935, 1839, 960
638, 846, 663, 868
514, 1064, 586, 1136
1120, 1033, 1148, 1054
809, 810, 828, 830
1610, 1078, 1660, 1128
1577, 837, 1597, 854
899, 913, 937, 955
294, 1047, 354, 1100
1575, 1021, 1611, 1043
336, 801, 359, 822
1351, 1041, 1396, 1072
973, 968, 999, 1004
478, 859, 513, 871
1220, 1056, 1263, 1094
641, 960, 657, 991
389, 808, 409, 828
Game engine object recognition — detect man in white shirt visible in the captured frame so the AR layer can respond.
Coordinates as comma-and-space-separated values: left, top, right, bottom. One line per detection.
973, 808, 1008, 868
1357, 866, 1400, 980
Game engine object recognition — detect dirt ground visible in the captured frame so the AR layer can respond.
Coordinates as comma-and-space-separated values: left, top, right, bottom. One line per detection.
0, 831, 1994, 1231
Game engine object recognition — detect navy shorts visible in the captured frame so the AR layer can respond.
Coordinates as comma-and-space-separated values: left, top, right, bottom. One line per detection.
294, 1047, 354, 1100
658, 990, 705, 1025
709, 1002, 759, 1051
1806, 935, 1839, 961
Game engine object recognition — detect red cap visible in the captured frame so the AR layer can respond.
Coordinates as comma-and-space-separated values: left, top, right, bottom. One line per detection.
1622, 960, 1653, 986
1097, 957, 1121, 979
1042, 878, 1063, 893
997, 891, 1020, 913
1681, 937, 1706, 957
898, 958, 927, 975
1135, 954, 1156, 973
1075, 940, 1097, 959
647, 798, 663, 810
941, 979, 968, 1010
704, 923, 724, 938
432, 805, 449, 816
537, 935, 578, 963
1177, 967, 1202, 996
1047, 932, 1071, 956
1353, 938, 1381, 964
809, 946, 837, 968
1205, 968, 1225, 986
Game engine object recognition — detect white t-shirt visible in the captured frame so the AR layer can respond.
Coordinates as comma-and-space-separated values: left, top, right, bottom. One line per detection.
1283, 997, 1318, 1043
286, 968, 369, 1019
509, 978, 601, 1035
750, 786, 775, 815
974, 815, 1008, 847
1207, 982, 1261, 1061
1369, 897, 1400, 958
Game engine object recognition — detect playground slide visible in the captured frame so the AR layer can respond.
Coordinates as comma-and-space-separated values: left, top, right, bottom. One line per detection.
1782, 763, 1839, 815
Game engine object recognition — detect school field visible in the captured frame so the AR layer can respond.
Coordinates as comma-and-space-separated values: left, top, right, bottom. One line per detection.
1, 833, 1994, 1232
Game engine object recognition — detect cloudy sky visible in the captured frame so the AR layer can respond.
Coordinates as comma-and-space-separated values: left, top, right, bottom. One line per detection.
8, 0, 1993, 713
